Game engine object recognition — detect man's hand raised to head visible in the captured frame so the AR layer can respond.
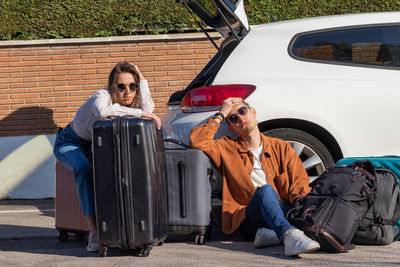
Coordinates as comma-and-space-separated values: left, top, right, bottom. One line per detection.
220, 97, 244, 118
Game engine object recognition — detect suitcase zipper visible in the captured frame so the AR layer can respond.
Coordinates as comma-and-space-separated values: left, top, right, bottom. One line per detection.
115, 117, 129, 248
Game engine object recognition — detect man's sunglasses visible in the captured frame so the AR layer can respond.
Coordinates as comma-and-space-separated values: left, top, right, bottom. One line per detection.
116, 82, 139, 93
228, 106, 248, 124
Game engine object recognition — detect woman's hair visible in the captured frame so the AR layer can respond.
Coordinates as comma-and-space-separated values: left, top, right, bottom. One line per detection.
107, 62, 141, 108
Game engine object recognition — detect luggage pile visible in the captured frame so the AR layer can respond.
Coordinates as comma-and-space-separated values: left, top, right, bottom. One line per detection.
55, 117, 215, 257
287, 160, 377, 252
287, 157, 400, 253
54, 117, 400, 256
336, 157, 400, 245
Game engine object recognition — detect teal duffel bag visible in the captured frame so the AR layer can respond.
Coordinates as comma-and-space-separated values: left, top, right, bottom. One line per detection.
337, 156, 400, 243
337, 156, 400, 179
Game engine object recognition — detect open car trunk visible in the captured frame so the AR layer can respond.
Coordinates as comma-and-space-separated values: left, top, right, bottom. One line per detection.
168, 0, 249, 104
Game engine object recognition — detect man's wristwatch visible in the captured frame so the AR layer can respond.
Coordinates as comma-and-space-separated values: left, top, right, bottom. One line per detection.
214, 112, 225, 122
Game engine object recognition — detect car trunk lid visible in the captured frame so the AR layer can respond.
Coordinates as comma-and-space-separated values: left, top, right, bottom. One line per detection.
179, 0, 249, 40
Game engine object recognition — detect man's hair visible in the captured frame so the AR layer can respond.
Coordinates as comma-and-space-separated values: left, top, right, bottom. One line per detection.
107, 62, 141, 108
225, 100, 251, 125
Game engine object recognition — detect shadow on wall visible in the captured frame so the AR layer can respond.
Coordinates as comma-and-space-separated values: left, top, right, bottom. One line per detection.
0, 107, 57, 199
0, 106, 57, 137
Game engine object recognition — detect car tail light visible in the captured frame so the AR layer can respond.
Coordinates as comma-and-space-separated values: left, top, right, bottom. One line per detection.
180, 84, 256, 113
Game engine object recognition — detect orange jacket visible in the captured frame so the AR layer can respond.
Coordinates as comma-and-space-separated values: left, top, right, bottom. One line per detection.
190, 118, 311, 234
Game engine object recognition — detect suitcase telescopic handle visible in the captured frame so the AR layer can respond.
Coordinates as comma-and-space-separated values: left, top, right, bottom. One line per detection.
178, 161, 186, 218
164, 139, 190, 149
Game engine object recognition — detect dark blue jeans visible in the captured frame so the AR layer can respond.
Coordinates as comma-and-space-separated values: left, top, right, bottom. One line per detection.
53, 124, 94, 216
239, 184, 295, 241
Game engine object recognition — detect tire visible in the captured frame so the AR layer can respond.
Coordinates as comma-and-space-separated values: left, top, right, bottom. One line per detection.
263, 128, 334, 182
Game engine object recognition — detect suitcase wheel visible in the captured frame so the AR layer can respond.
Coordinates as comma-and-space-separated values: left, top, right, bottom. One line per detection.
129, 245, 152, 257
131, 246, 152, 257
99, 246, 108, 257
140, 246, 152, 257
57, 230, 69, 242
194, 234, 206, 245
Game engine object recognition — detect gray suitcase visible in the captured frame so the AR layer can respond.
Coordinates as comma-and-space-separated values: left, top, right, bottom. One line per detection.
164, 139, 213, 245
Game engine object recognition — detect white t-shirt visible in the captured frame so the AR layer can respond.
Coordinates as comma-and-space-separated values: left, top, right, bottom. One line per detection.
72, 80, 154, 141
250, 142, 268, 187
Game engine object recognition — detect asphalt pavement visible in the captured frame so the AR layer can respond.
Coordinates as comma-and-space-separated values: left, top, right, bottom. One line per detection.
0, 199, 399, 267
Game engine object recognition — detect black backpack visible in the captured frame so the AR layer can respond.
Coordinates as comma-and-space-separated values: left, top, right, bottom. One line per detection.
287, 160, 377, 253
352, 168, 400, 245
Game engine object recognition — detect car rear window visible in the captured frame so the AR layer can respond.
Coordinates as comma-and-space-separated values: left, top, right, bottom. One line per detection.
291, 25, 400, 68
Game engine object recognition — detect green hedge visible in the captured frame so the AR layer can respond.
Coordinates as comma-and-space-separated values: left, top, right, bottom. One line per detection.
0, 0, 399, 40
245, 0, 400, 24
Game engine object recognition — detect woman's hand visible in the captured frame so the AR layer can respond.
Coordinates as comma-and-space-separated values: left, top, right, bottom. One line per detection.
132, 64, 145, 81
141, 111, 162, 130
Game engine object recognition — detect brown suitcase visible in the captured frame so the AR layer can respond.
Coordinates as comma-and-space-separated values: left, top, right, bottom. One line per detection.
55, 160, 89, 241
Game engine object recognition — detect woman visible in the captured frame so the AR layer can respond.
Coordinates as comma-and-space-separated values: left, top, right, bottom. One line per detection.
53, 62, 161, 252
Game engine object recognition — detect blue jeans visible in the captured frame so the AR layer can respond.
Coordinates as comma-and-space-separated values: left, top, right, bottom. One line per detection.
53, 124, 95, 216
239, 184, 295, 241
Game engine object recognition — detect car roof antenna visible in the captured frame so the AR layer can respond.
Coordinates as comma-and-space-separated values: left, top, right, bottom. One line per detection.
177, 0, 220, 51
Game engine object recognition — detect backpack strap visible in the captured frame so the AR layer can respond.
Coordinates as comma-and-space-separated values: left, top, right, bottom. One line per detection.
356, 167, 376, 181
351, 160, 376, 180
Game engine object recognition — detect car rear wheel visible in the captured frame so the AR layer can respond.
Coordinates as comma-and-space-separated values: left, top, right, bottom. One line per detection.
263, 128, 334, 182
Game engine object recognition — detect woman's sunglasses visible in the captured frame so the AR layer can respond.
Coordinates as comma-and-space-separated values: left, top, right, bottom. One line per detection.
228, 106, 248, 124
117, 82, 139, 93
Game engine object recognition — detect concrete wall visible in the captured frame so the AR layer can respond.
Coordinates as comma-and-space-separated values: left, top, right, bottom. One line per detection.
0, 33, 221, 199
0, 134, 55, 199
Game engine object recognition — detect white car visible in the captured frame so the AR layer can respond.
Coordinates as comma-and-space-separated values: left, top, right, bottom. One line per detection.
162, 0, 400, 180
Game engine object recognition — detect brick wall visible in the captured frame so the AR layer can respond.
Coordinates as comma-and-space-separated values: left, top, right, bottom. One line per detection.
352, 42, 387, 64
293, 45, 334, 60
0, 34, 221, 137
294, 42, 389, 65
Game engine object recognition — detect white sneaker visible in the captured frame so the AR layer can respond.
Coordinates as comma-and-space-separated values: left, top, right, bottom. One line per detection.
253, 228, 281, 248
284, 229, 320, 256
87, 231, 102, 252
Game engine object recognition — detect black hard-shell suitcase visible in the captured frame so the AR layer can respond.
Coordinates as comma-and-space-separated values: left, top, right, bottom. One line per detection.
92, 117, 168, 257
164, 139, 213, 245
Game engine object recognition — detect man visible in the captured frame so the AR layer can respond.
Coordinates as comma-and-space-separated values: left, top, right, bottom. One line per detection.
190, 97, 320, 256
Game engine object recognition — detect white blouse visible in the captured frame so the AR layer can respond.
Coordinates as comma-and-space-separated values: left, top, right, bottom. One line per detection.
72, 80, 154, 141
